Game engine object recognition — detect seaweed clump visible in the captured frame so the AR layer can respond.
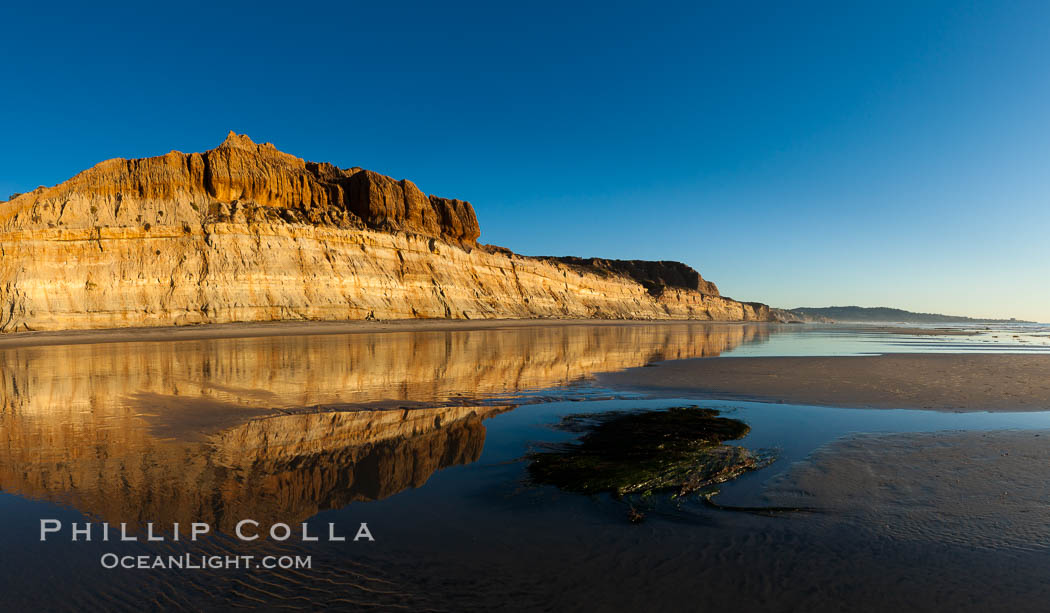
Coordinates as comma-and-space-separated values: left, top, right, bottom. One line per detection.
527, 407, 772, 499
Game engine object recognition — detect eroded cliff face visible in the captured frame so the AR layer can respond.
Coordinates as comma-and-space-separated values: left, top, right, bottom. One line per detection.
546, 257, 721, 297
0, 131, 481, 243
0, 133, 771, 331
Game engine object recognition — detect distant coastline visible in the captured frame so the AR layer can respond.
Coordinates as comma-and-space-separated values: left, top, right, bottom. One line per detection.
785, 306, 1032, 324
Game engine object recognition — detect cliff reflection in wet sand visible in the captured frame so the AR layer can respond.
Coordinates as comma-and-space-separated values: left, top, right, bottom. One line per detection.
0, 323, 767, 531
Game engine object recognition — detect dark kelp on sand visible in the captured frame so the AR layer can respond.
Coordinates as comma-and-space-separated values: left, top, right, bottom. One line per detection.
526, 407, 775, 507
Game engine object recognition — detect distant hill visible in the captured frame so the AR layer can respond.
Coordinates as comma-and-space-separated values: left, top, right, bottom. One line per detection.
787, 306, 1031, 324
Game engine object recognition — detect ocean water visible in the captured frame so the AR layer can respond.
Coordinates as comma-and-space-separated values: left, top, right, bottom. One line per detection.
721, 322, 1050, 357
0, 322, 1047, 611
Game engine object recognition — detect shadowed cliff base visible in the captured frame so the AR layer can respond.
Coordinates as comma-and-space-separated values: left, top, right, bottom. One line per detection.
540, 257, 721, 297
0, 133, 775, 332
599, 353, 1050, 411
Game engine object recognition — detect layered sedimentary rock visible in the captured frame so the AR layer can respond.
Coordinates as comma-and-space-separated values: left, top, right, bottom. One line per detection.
545, 256, 721, 297
0, 133, 771, 331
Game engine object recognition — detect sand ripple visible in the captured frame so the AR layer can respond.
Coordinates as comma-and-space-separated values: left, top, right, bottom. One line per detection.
764, 429, 1050, 552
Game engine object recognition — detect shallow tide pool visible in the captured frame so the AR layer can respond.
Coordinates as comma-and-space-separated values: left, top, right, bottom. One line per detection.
1, 322, 1048, 611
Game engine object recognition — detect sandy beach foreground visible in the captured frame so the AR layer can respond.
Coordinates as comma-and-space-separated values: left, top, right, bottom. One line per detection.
600, 353, 1050, 411
765, 429, 1050, 552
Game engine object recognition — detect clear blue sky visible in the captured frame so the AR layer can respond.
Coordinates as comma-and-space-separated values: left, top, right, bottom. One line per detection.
2, 1, 1048, 321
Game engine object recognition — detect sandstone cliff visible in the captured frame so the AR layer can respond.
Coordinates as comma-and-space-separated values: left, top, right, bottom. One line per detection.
544, 256, 721, 297
0, 133, 772, 331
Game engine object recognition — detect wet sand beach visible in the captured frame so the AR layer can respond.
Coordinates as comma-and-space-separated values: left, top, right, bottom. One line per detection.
0, 318, 765, 348
600, 353, 1050, 411
764, 429, 1050, 552
2, 321, 1049, 611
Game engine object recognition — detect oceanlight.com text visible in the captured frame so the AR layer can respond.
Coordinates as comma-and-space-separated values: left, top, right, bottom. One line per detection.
100, 553, 313, 570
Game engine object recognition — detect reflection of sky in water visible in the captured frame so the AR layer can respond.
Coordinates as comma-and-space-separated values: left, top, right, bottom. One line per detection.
724, 323, 1050, 357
